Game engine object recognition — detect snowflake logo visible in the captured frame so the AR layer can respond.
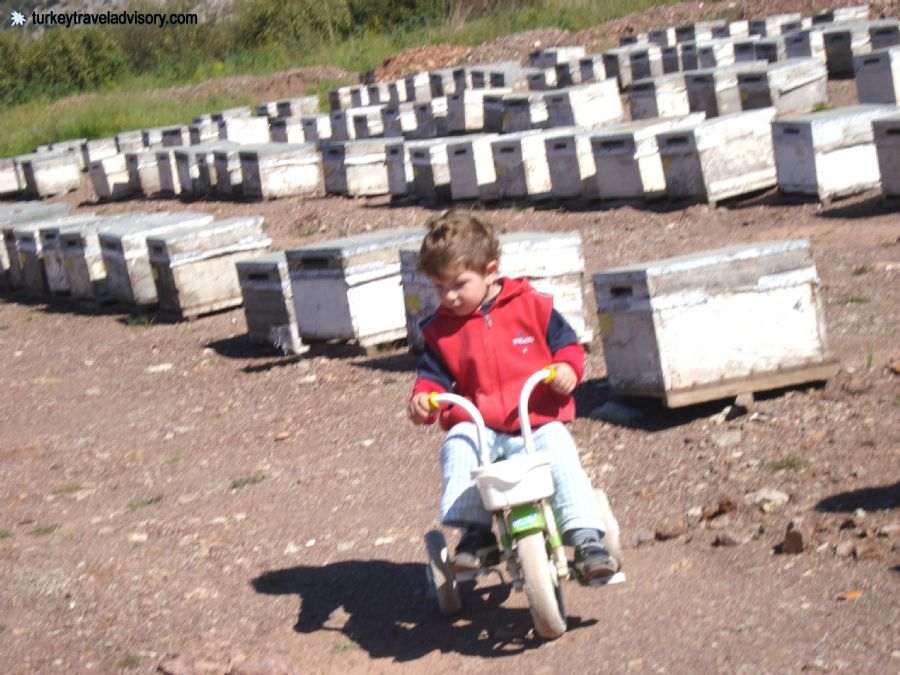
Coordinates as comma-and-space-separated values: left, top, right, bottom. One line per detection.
10, 10, 26, 27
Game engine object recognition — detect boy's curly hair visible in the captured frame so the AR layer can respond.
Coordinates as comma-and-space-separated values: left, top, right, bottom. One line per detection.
417, 210, 500, 278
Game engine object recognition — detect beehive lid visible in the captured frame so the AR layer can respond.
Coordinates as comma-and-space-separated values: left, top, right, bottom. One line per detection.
40, 216, 104, 246
285, 227, 425, 273
98, 212, 216, 249
236, 250, 286, 272
774, 104, 899, 147
590, 114, 706, 145
630, 72, 688, 92
594, 240, 814, 299
758, 57, 827, 88
0, 201, 69, 226
498, 231, 583, 277
14, 213, 96, 238
239, 142, 318, 160
147, 216, 268, 265
175, 142, 238, 158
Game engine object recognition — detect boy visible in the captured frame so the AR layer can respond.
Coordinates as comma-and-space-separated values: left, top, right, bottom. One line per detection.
407, 210, 618, 581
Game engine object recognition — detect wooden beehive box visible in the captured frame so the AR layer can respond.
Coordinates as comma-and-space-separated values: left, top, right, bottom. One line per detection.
543, 79, 624, 128
869, 19, 900, 51
275, 96, 319, 118
176, 142, 237, 198
269, 116, 305, 143
100, 212, 215, 306
492, 128, 581, 201
237, 251, 305, 353
591, 114, 706, 200
0, 158, 24, 196
218, 116, 270, 144
405, 72, 432, 103
39, 216, 102, 295
189, 120, 219, 145
603, 44, 663, 89
413, 97, 449, 138
213, 147, 244, 198
658, 107, 778, 204
527, 67, 560, 91
286, 227, 425, 347
154, 150, 183, 196
649, 27, 677, 47
661, 44, 686, 73
753, 35, 790, 63
13, 220, 60, 295
240, 142, 323, 200
544, 130, 597, 199
407, 138, 457, 203
813, 6, 869, 25
592, 239, 838, 407
0, 203, 69, 289
854, 46, 900, 104
115, 130, 144, 155
470, 61, 526, 89
401, 230, 592, 350
328, 110, 355, 141
500, 93, 549, 132
59, 220, 110, 300
301, 114, 332, 142
447, 133, 501, 201
628, 73, 691, 120
697, 38, 741, 69
785, 29, 827, 63
529, 47, 587, 68
749, 13, 802, 37
384, 142, 414, 198
685, 61, 769, 117
733, 37, 763, 63
82, 138, 118, 166
713, 20, 750, 39
737, 58, 828, 115
351, 105, 387, 139
447, 87, 512, 134
161, 126, 190, 147
148, 216, 270, 320
89, 154, 133, 201
873, 113, 900, 198
772, 104, 899, 201
578, 54, 608, 83
366, 82, 393, 106
329, 86, 353, 111
677, 20, 728, 43
210, 106, 252, 122
822, 21, 875, 76
381, 102, 418, 137
125, 150, 162, 196
21, 152, 81, 198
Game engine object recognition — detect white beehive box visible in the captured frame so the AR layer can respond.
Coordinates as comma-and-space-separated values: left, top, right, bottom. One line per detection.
210, 106, 252, 122
471, 61, 527, 89
772, 104, 899, 201
869, 19, 900, 51
658, 107, 778, 204
329, 86, 354, 111
447, 133, 500, 201
82, 138, 118, 166
750, 13, 802, 37
213, 147, 243, 198
855, 46, 900, 103
578, 54, 608, 83
256, 101, 278, 119
813, 6, 869, 25
492, 128, 582, 200
543, 79, 624, 129
301, 114, 332, 142
405, 72, 432, 102
328, 110, 355, 141
351, 105, 387, 139
115, 130, 144, 154
0, 158, 24, 196
367, 82, 393, 105
189, 120, 219, 145
753, 35, 789, 63
287, 227, 425, 346
176, 142, 237, 198
785, 29, 827, 62
240, 143, 323, 200
501, 93, 549, 132
591, 114, 707, 200
39, 216, 101, 295
382, 102, 417, 137
407, 138, 458, 203
737, 58, 828, 115
391, 78, 411, 103
429, 69, 456, 98
401, 231, 592, 350
237, 251, 305, 353
1, 203, 68, 287
662, 44, 686, 73
733, 37, 762, 63
543, 131, 597, 199
628, 73, 691, 120
530, 46, 587, 68
384, 142, 414, 198
697, 38, 741, 69
47, 138, 87, 169
526, 67, 560, 91
712, 20, 750, 39
592, 239, 838, 407
148, 216, 270, 320
155, 149, 183, 196
685, 61, 769, 117
873, 113, 900, 197
100, 212, 215, 306
13, 222, 53, 295
89, 153, 133, 201
603, 44, 664, 89
649, 27, 677, 47
447, 87, 512, 134
125, 150, 163, 196
218, 116, 270, 144
21, 152, 81, 198
161, 126, 190, 147
269, 116, 305, 143
322, 139, 401, 197
452, 66, 476, 93
679, 40, 706, 71
413, 97, 449, 138
275, 96, 319, 118
59, 222, 110, 300
822, 21, 875, 76
677, 20, 728, 43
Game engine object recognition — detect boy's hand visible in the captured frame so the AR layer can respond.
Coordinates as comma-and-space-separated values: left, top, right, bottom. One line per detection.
548, 362, 577, 396
408, 392, 436, 424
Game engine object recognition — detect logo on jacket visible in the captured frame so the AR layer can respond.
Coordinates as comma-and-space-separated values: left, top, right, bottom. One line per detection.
512, 332, 536, 347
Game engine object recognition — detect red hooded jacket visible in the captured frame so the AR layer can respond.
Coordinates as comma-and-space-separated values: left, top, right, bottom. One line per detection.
411, 277, 584, 433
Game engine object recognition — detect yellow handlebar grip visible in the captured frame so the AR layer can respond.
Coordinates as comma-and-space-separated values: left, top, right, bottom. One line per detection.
543, 366, 557, 384
428, 392, 440, 409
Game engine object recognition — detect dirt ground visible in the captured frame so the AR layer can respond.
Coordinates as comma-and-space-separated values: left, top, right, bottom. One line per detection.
2, 5, 900, 673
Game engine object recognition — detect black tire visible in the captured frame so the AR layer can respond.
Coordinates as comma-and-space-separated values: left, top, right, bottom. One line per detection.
517, 531, 567, 639
425, 530, 461, 615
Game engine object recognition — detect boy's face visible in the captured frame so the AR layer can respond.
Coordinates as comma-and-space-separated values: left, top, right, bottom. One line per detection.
430, 261, 498, 317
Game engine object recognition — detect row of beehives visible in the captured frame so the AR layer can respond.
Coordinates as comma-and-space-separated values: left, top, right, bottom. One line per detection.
238, 228, 837, 408
89, 101, 900, 208
0, 204, 272, 321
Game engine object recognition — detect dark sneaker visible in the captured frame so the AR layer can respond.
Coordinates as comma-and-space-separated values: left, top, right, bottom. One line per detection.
452, 527, 500, 572
574, 540, 619, 581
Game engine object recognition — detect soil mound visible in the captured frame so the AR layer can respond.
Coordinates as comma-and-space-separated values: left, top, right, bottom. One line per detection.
371, 44, 472, 81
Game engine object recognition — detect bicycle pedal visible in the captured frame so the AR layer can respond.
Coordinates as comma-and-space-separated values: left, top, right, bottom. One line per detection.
572, 569, 626, 587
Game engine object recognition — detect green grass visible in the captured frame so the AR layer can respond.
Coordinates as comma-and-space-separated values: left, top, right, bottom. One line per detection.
32, 523, 59, 536
853, 266, 869, 276
813, 102, 830, 112
51, 483, 82, 497
0, 530, 10, 539
332, 639, 359, 653
764, 455, 808, 473
230, 473, 266, 490
110, 654, 142, 670
837, 295, 869, 306
125, 313, 156, 328
127, 494, 163, 511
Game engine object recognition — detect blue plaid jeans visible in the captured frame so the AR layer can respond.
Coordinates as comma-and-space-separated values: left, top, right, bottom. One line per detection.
439, 421, 607, 535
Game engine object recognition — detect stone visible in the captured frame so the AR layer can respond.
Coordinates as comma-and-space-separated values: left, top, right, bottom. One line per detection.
701, 497, 736, 521
231, 654, 298, 675
655, 518, 686, 541
711, 430, 743, 448
854, 540, 882, 560
835, 540, 855, 557
745, 488, 790, 510
634, 529, 655, 546
712, 532, 748, 547
878, 523, 900, 538
782, 517, 808, 554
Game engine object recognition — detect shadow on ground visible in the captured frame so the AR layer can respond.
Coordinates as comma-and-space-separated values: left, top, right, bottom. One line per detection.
815, 482, 900, 513
252, 559, 596, 660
